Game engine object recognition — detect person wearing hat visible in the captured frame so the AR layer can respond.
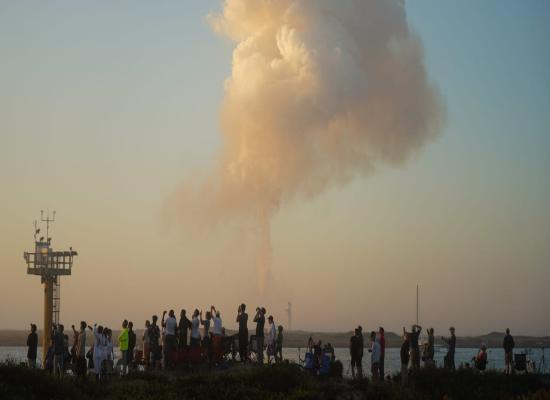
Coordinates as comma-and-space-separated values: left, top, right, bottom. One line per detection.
442, 327, 456, 370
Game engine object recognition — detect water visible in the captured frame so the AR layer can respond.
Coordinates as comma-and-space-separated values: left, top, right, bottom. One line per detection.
2, 346, 547, 376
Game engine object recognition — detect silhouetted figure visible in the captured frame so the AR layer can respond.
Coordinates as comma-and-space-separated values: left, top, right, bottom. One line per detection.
190, 309, 201, 347
127, 321, 136, 370
442, 326, 456, 370
369, 331, 381, 382
422, 327, 435, 367
267, 315, 276, 364
254, 307, 266, 363
163, 310, 177, 369
211, 306, 223, 364
378, 327, 386, 379
27, 324, 38, 368
74, 321, 87, 378
143, 320, 151, 369
400, 332, 410, 386
503, 328, 515, 374
405, 324, 422, 371
275, 325, 284, 363
236, 304, 248, 362
149, 315, 161, 369
349, 328, 363, 379
52, 324, 65, 377
178, 309, 192, 348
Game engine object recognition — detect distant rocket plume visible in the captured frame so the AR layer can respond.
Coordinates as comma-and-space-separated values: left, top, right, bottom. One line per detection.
168, 0, 445, 293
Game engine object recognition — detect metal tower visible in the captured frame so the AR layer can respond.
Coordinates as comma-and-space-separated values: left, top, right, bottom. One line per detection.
285, 302, 292, 331
23, 211, 77, 367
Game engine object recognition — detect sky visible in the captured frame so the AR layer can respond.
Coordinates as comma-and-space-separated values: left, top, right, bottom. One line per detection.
0, 0, 549, 336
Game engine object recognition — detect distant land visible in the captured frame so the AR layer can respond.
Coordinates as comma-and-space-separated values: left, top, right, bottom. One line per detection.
1, 330, 548, 348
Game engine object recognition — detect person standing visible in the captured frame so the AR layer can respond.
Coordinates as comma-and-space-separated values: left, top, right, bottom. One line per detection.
275, 325, 284, 363
349, 328, 362, 379
27, 324, 38, 368
52, 324, 65, 377
369, 331, 381, 382
74, 321, 87, 378
178, 309, 192, 348
127, 322, 136, 371
190, 309, 201, 347
426, 328, 435, 364
118, 320, 129, 374
143, 320, 151, 370
253, 307, 266, 364
90, 324, 106, 380
236, 304, 249, 362
378, 327, 386, 379
211, 306, 223, 364
149, 315, 161, 370
162, 310, 177, 369
400, 332, 410, 386
442, 326, 456, 370
266, 316, 277, 364
503, 328, 515, 375
404, 325, 422, 371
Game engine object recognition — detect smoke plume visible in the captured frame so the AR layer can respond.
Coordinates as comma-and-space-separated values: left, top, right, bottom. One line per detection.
168, 0, 444, 293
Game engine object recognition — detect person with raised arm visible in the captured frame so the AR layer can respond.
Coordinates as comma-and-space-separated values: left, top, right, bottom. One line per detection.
236, 304, 249, 362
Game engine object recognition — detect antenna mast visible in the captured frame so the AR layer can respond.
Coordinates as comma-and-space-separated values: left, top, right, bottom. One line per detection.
416, 284, 419, 326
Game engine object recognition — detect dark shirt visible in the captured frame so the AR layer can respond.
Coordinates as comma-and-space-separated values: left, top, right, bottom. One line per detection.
238, 313, 248, 334
255, 314, 265, 337
411, 331, 420, 350
503, 334, 515, 352
276, 332, 283, 349
27, 332, 38, 359
53, 332, 65, 355
178, 316, 192, 345
128, 330, 136, 351
350, 335, 361, 357
149, 323, 160, 346
446, 334, 456, 353
400, 340, 410, 365
358, 333, 364, 357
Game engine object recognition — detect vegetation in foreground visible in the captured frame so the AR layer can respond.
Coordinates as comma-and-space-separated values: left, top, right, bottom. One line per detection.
1, 361, 550, 400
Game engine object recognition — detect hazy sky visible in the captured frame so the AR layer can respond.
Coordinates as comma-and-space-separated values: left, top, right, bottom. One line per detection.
1, 0, 549, 336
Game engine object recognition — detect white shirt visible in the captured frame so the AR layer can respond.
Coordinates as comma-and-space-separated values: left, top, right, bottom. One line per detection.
212, 316, 222, 335
371, 340, 381, 364
191, 316, 200, 339
165, 316, 177, 336
267, 322, 276, 345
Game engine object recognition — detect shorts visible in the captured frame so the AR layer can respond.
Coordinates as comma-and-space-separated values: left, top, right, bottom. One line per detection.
351, 354, 362, 367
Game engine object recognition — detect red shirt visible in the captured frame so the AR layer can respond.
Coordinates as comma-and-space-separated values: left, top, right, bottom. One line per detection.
379, 334, 385, 357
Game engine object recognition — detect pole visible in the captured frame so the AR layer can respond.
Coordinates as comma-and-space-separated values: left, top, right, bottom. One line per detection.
416, 284, 419, 326
42, 277, 54, 368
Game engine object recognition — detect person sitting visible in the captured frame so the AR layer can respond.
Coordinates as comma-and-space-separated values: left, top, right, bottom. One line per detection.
473, 344, 488, 371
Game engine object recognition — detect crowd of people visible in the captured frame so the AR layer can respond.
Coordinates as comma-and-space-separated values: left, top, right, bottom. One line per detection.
346, 324, 517, 385
27, 304, 285, 380
25, 313, 520, 383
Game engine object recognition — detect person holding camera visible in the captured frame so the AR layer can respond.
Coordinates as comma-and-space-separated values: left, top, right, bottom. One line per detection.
254, 307, 266, 364
236, 304, 248, 362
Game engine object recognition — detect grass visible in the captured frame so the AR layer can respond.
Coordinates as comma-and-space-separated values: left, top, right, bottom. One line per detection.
1, 360, 549, 400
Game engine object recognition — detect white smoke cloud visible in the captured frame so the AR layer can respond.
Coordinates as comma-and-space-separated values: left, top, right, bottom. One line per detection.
167, 0, 445, 293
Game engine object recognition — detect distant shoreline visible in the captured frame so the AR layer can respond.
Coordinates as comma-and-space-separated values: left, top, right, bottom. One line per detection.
1, 329, 548, 348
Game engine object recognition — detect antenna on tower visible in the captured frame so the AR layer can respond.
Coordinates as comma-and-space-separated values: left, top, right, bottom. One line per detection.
285, 302, 292, 331
41, 210, 56, 243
